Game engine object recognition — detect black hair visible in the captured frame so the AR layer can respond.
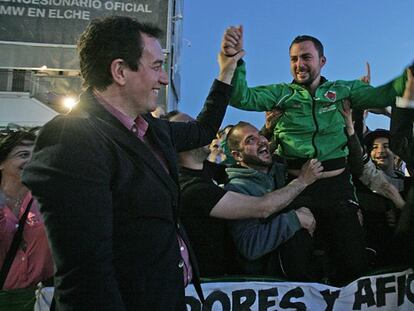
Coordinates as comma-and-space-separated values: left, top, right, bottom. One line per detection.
289, 35, 324, 57
0, 130, 36, 183
226, 121, 252, 152
78, 16, 163, 90
0, 131, 36, 164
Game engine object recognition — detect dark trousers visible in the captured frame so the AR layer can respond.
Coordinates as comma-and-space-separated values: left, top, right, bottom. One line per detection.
266, 229, 322, 282
287, 168, 368, 286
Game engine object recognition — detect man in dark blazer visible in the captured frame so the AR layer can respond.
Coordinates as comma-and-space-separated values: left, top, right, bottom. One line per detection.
21, 16, 243, 311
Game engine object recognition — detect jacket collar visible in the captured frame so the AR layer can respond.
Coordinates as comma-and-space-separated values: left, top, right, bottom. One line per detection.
74, 89, 179, 196
291, 76, 328, 87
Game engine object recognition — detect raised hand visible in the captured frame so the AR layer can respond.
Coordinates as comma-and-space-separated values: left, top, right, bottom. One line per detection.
265, 109, 283, 132
217, 49, 245, 84
221, 25, 243, 57
403, 67, 414, 101
359, 62, 371, 84
297, 159, 323, 186
340, 99, 355, 136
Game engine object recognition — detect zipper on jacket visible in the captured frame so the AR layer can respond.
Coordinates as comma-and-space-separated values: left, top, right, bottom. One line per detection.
311, 97, 319, 158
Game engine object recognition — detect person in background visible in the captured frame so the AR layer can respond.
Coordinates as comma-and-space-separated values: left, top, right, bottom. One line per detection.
0, 130, 53, 290
390, 66, 414, 176
170, 113, 322, 278
365, 129, 405, 192
207, 136, 226, 164
151, 106, 166, 118
341, 100, 408, 268
390, 66, 414, 266
207, 125, 235, 165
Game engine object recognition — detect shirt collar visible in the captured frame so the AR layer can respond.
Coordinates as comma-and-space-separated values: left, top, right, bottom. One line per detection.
93, 90, 148, 138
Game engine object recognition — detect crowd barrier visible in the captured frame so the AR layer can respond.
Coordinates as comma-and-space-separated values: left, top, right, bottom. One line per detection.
1, 268, 413, 310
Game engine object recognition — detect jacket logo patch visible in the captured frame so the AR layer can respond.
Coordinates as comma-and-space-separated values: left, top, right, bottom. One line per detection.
324, 90, 337, 102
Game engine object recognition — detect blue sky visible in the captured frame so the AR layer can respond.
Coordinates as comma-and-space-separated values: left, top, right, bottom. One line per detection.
179, 0, 414, 131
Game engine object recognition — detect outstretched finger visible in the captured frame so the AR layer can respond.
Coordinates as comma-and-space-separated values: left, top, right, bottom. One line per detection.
365, 62, 371, 84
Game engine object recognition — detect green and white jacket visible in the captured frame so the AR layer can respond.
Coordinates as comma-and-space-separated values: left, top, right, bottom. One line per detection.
230, 60, 407, 169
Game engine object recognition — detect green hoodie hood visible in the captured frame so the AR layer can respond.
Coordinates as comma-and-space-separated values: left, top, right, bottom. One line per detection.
225, 162, 285, 197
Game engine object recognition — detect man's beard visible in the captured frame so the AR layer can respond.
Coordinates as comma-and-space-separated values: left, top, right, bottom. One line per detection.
241, 152, 272, 169
296, 72, 316, 87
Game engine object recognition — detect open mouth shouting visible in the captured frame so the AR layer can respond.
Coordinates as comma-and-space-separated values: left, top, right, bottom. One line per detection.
257, 144, 270, 158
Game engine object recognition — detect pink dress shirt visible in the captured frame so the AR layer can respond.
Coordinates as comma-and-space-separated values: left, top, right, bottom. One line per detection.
94, 92, 193, 286
0, 192, 54, 290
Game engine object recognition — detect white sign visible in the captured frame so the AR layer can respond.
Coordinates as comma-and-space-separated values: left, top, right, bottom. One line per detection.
35, 269, 414, 311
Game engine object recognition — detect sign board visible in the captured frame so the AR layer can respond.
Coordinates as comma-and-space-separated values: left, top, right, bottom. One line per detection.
34, 269, 414, 311
0, 0, 170, 70
185, 269, 414, 311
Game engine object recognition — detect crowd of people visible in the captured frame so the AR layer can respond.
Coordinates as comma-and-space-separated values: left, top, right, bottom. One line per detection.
0, 16, 414, 311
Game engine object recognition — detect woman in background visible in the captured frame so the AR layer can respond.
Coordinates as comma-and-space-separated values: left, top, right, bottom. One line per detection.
0, 130, 53, 290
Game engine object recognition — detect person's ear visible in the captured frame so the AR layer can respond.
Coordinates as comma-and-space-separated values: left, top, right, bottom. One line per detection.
110, 59, 128, 86
320, 56, 326, 68
231, 150, 242, 162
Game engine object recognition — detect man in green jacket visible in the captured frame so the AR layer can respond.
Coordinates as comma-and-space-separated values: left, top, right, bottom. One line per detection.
221, 26, 410, 285
223, 27, 408, 168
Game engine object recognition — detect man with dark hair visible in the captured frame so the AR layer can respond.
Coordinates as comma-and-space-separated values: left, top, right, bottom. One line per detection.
169, 113, 322, 278
77, 17, 163, 90
289, 35, 324, 58
224, 122, 323, 281
222, 26, 408, 167
220, 26, 410, 285
22, 16, 243, 311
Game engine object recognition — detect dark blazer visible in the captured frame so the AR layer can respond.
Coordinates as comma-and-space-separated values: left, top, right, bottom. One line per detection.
22, 80, 232, 311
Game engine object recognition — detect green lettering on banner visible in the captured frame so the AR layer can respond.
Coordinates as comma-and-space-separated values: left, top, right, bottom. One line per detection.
353, 278, 375, 310
279, 287, 306, 311
258, 287, 278, 310
232, 289, 255, 310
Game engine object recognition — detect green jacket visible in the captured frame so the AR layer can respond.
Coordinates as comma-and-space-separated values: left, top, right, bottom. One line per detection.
230, 61, 407, 164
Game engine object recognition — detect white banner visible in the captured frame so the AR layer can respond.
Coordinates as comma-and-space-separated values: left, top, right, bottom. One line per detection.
35, 269, 414, 311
